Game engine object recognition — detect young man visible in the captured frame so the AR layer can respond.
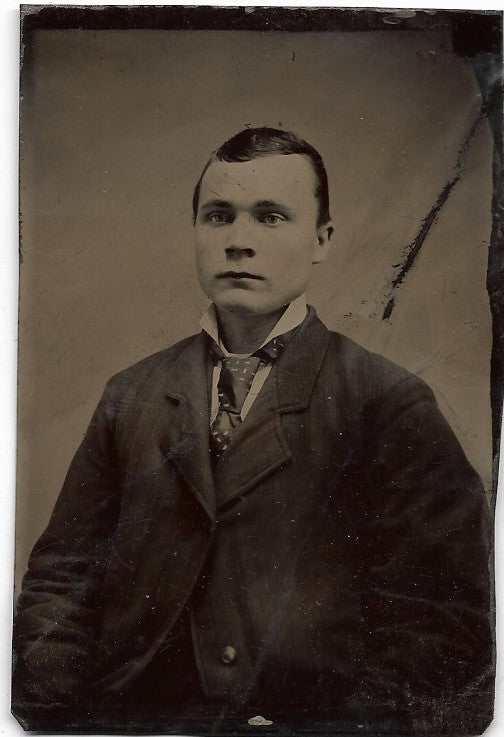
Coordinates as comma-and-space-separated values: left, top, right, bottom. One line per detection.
13, 129, 493, 735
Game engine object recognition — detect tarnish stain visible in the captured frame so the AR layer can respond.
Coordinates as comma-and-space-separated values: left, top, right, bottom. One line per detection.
382, 110, 484, 320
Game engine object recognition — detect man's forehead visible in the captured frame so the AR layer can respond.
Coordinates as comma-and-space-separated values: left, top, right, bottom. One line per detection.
199, 153, 317, 203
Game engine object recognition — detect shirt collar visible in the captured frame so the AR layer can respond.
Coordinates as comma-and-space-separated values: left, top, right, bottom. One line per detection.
201, 294, 308, 357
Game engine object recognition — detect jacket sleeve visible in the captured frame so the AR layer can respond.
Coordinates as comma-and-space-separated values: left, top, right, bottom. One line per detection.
361, 374, 494, 735
13, 379, 123, 712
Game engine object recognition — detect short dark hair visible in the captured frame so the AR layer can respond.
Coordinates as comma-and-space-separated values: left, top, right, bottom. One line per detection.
192, 127, 331, 227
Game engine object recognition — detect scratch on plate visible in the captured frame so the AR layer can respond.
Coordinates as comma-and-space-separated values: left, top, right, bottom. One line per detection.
382, 110, 484, 320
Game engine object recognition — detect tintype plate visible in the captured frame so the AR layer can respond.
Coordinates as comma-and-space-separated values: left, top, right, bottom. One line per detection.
13, 6, 503, 736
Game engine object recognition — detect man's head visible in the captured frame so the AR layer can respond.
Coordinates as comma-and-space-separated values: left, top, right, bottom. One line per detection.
193, 127, 333, 319
193, 128, 332, 228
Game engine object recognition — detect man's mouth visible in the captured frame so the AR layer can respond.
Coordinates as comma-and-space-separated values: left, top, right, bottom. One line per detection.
217, 271, 264, 280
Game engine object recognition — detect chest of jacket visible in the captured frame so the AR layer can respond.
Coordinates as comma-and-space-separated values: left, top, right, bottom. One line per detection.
97, 354, 371, 695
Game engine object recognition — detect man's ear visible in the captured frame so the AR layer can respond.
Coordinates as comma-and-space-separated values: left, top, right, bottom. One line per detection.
312, 221, 333, 264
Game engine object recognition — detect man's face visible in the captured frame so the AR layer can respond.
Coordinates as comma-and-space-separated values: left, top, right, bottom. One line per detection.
194, 154, 332, 319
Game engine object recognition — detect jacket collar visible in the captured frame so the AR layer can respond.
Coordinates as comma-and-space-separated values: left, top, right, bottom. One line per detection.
212, 307, 329, 506
160, 307, 330, 515
159, 335, 215, 521
274, 305, 329, 412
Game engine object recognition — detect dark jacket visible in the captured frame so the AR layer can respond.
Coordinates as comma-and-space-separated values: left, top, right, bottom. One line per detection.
13, 310, 494, 734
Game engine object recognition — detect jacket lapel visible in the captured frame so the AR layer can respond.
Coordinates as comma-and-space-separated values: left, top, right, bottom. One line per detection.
213, 309, 330, 507
158, 333, 216, 522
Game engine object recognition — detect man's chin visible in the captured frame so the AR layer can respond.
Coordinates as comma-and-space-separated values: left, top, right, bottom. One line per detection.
213, 294, 279, 318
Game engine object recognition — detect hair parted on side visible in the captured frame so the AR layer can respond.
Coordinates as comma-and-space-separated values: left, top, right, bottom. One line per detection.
192, 127, 331, 227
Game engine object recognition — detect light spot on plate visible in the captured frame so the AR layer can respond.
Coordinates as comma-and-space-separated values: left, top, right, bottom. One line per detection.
248, 715, 273, 726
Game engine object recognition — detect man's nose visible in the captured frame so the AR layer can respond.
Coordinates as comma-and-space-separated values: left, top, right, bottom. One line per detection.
224, 215, 256, 259
225, 245, 255, 260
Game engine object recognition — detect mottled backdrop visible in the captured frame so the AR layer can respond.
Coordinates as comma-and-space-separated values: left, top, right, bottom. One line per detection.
17, 27, 493, 588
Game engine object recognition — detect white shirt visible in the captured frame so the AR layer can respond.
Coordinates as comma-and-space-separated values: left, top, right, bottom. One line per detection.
201, 295, 308, 423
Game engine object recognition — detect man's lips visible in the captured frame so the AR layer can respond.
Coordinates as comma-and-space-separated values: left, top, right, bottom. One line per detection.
217, 271, 264, 280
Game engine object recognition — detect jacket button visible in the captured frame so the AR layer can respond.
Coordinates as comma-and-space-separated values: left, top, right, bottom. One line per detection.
221, 645, 237, 665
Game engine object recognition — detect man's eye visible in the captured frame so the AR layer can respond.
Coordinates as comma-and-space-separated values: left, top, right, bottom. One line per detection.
261, 213, 286, 226
206, 212, 231, 224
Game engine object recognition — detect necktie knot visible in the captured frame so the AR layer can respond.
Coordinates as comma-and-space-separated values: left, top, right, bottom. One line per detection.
218, 356, 261, 415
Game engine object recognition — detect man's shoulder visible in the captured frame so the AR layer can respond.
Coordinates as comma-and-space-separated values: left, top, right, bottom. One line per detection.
324, 327, 432, 403
104, 333, 203, 392
326, 328, 414, 381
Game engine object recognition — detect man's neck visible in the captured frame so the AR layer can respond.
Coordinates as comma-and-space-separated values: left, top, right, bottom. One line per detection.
216, 306, 288, 354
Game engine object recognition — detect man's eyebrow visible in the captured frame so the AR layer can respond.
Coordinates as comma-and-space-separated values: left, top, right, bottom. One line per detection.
199, 199, 233, 211
254, 200, 291, 212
